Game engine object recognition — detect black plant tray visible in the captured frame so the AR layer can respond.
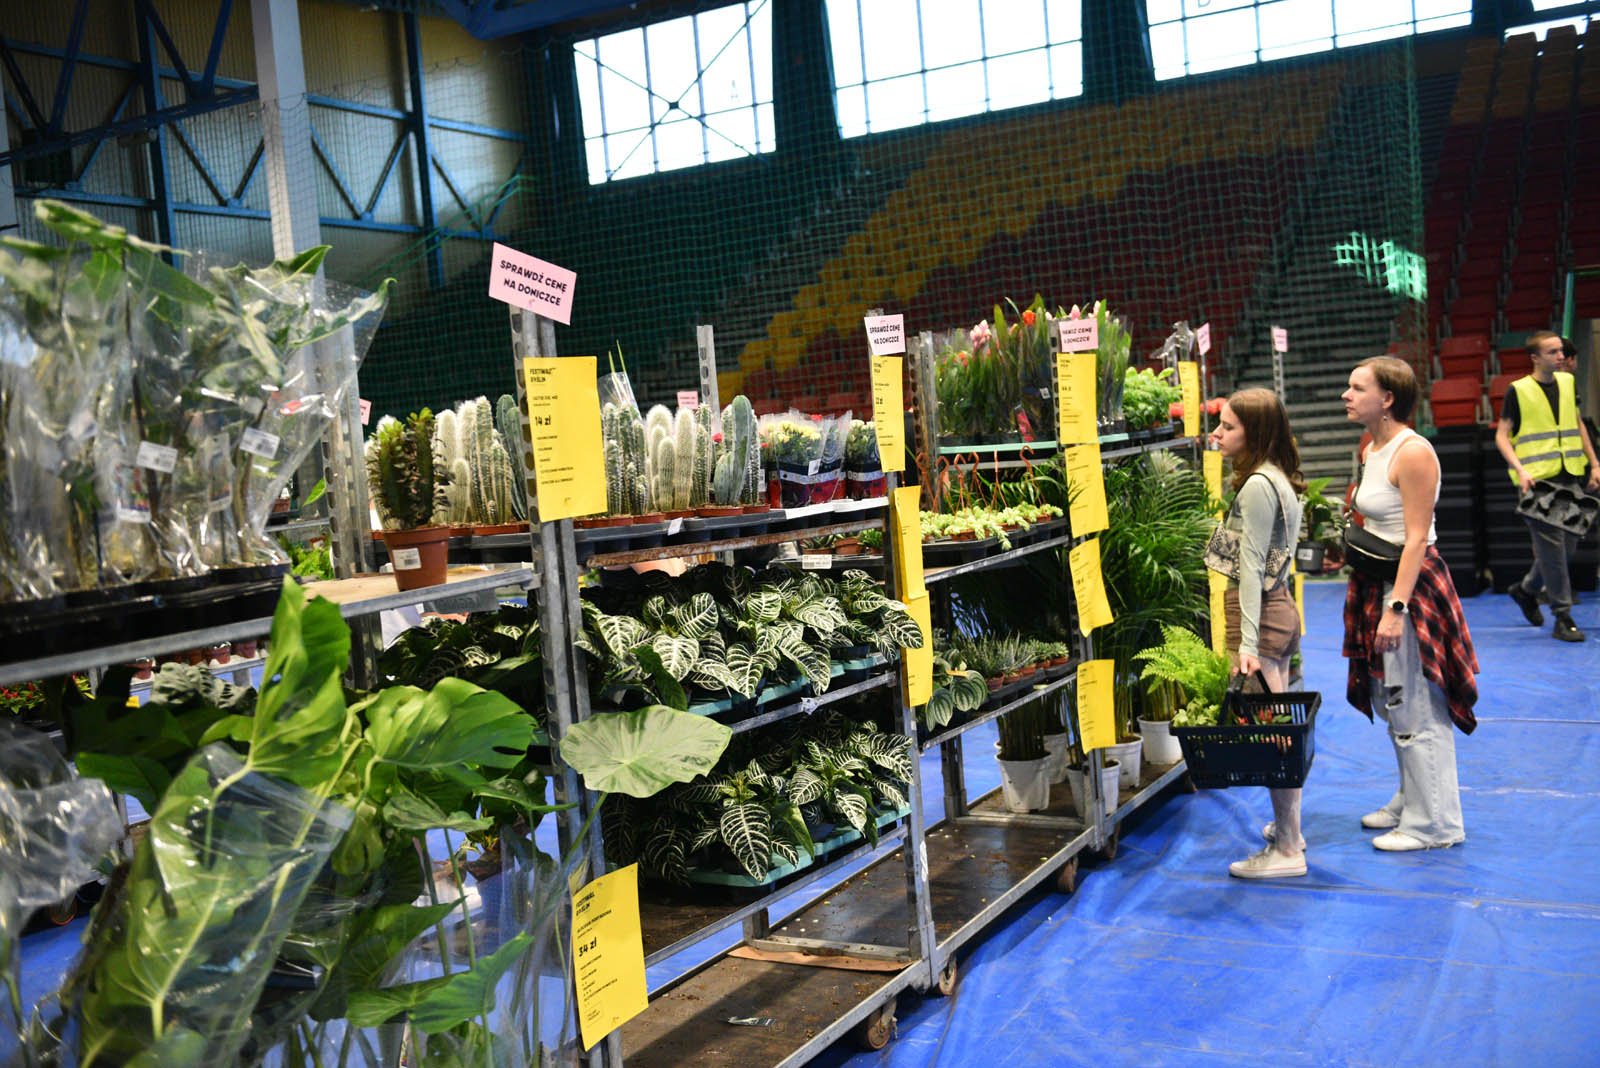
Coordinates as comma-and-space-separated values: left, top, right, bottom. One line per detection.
921, 517, 1069, 564
0, 573, 290, 665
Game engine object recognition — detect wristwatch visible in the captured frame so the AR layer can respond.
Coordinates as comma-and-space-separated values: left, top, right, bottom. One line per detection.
1387, 599, 1408, 615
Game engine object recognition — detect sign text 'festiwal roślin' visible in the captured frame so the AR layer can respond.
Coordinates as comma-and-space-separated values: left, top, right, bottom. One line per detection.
489, 242, 577, 325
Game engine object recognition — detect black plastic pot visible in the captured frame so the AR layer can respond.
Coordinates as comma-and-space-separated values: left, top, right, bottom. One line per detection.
1295, 541, 1326, 572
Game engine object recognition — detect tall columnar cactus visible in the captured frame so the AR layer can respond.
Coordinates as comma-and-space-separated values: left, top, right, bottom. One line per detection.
431, 408, 472, 525
652, 434, 677, 512
602, 402, 654, 516
495, 393, 529, 520
672, 408, 696, 510
713, 394, 758, 506
692, 405, 712, 508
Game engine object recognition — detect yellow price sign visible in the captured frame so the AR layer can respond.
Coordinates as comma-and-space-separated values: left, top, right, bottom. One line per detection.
522, 357, 607, 522
1064, 444, 1109, 536
902, 591, 934, 707
870, 356, 905, 472
1077, 659, 1117, 752
890, 486, 924, 596
1203, 450, 1223, 513
1054, 352, 1097, 446
1178, 360, 1201, 439
571, 864, 648, 1050
1209, 570, 1229, 657
1068, 536, 1114, 635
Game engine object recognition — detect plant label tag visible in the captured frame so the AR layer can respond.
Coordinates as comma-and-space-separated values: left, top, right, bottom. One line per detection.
67, 409, 96, 441
392, 547, 422, 570
1178, 361, 1201, 439
239, 427, 280, 459
135, 441, 178, 473
571, 865, 648, 1050
797, 697, 819, 715
666, 517, 684, 535
1077, 659, 1116, 750
869, 355, 904, 470
676, 390, 698, 410
1209, 571, 1228, 656
1196, 322, 1211, 355
800, 553, 832, 570
1068, 537, 1114, 635
359, 398, 372, 425
863, 314, 906, 355
807, 459, 820, 476
901, 591, 933, 706
1039, 388, 1050, 399
1058, 317, 1098, 353
726, 1017, 775, 1027
489, 242, 576, 325
1272, 325, 1288, 352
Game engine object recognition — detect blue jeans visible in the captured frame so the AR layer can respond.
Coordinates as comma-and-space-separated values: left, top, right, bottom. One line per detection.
1367, 613, 1466, 846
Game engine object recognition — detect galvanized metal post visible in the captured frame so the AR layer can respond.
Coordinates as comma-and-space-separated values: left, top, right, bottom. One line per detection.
695, 324, 721, 418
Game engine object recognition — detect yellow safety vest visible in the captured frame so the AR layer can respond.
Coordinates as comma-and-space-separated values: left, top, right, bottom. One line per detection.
1508, 372, 1587, 483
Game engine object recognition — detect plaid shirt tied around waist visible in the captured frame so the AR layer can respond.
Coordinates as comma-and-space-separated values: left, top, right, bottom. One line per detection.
1342, 546, 1480, 734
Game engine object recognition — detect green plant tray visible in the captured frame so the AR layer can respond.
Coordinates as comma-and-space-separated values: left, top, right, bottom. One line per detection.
680, 805, 911, 889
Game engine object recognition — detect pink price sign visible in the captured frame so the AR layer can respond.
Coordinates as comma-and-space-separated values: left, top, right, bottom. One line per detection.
1058, 317, 1098, 353
1272, 326, 1288, 353
489, 243, 576, 325
359, 398, 372, 425
1196, 322, 1211, 356
677, 390, 698, 410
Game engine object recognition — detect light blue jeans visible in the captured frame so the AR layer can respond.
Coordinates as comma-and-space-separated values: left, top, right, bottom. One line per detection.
1367, 613, 1466, 846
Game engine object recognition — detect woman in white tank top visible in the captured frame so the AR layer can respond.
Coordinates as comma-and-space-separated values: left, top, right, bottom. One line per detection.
1341, 357, 1478, 853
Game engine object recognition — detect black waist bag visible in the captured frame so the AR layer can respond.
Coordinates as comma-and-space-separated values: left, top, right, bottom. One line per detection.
1342, 523, 1402, 582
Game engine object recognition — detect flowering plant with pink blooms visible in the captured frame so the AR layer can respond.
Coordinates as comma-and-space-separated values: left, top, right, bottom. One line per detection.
933, 294, 1053, 444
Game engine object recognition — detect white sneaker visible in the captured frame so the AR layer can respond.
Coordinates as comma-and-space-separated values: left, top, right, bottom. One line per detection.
1360, 809, 1401, 830
1261, 822, 1309, 851
1229, 846, 1306, 879
1373, 830, 1462, 852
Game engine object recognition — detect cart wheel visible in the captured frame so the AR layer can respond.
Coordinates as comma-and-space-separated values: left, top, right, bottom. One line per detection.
1055, 857, 1078, 894
853, 1000, 897, 1050
1181, 771, 1198, 794
1099, 830, 1119, 862
935, 958, 958, 997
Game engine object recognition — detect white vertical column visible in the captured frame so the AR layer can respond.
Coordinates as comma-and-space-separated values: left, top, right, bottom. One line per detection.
250, 0, 374, 598
250, 0, 321, 257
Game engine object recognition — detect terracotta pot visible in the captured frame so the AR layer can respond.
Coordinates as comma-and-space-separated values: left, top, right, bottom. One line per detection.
985, 677, 1005, 692
234, 640, 258, 659
742, 503, 771, 514
834, 537, 863, 556
472, 522, 529, 536
1047, 656, 1069, 668
633, 512, 665, 524
698, 505, 743, 517
663, 509, 695, 520
951, 531, 977, 541
379, 526, 451, 591
1016, 664, 1037, 679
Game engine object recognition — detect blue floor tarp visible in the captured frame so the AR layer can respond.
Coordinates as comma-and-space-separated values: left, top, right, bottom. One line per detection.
14, 583, 1600, 1067
817, 581, 1600, 1068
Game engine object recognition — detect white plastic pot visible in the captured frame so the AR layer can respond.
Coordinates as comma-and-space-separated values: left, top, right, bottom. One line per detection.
996, 745, 1053, 812
1042, 733, 1070, 784
1064, 758, 1121, 819
1105, 737, 1143, 788
1138, 717, 1184, 765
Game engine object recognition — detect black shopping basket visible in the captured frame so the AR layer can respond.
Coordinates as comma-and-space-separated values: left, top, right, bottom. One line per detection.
1170, 674, 1319, 789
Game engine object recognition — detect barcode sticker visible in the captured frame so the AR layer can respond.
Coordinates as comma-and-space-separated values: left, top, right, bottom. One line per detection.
135, 441, 178, 473
239, 428, 280, 459
800, 553, 832, 570
392, 547, 422, 570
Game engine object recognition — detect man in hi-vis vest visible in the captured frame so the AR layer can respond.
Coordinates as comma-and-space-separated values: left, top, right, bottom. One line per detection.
1494, 330, 1600, 642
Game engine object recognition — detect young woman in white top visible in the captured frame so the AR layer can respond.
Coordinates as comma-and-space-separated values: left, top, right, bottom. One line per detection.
1341, 357, 1479, 852
1209, 388, 1308, 879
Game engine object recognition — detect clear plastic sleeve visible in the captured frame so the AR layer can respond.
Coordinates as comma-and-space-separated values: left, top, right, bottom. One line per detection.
38, 744, 351, 1068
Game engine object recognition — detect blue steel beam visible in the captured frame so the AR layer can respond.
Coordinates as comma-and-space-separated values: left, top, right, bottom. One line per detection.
403, 11, 442, 288
307, 120, 365, 219
0, 38, 49, 129
46, 0, 91, 136
167, 118, 229, 205
365, 128, 411, 218
0, 86, 256, 167
141, 1, 199, 100
200, 0, 234, 97
5, 88, 34, 132
14, 185, 506, 240
5, 38, 252, 90
302, 92, 529, 142
72, 83, 137, 186
233, 139, 262, 204
135, 0, 175, 251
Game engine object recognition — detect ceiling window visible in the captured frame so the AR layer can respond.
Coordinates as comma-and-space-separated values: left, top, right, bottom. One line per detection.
825, 0, 1085, 139
573, 1, 774, 183
1146, 0, 1473, 82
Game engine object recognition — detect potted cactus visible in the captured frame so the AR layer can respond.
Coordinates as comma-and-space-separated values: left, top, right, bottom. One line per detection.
365, 410, 453, 590
703, 395, 757, 516
590, 400, 652, 525
645, 403, 712, 518
433, 396, 526, 535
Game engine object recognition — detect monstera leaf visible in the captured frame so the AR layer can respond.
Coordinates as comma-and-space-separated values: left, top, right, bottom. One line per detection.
560, 705, 731, 798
